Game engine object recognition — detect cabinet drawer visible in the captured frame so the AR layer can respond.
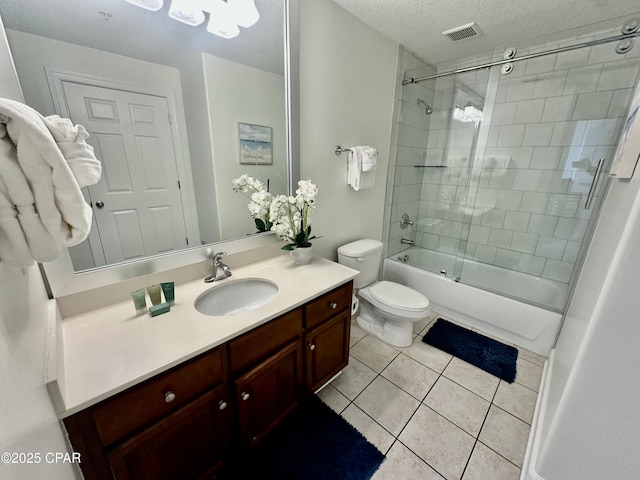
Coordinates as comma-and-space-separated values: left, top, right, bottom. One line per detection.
228, 308, 302, 373
92, 347, 225, 446
304, 282, 352, 330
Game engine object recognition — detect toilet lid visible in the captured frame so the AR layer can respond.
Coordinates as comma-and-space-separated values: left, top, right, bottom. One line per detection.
369, 281, 429, 311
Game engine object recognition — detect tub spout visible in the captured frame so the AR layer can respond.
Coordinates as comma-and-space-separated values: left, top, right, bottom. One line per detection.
401, 238, 415, 246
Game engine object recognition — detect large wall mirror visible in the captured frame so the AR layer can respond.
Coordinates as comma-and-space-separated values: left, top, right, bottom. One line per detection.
0, 0, 299, 296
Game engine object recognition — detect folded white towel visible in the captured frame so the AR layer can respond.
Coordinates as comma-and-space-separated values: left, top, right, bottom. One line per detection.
361, 146, 377, 172
44, 115, 102, 188
348, 146, 376, 191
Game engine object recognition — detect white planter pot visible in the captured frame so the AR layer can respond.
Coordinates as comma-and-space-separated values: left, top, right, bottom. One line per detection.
290, 245, 313, 265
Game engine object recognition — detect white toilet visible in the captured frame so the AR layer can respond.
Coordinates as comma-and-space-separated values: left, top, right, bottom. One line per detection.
338, 239, 430, 347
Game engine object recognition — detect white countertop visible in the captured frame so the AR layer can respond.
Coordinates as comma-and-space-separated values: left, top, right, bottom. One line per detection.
51, 253, 358, 417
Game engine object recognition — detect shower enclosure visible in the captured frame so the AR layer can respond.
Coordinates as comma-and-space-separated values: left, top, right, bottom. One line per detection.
387, 21, 640, 313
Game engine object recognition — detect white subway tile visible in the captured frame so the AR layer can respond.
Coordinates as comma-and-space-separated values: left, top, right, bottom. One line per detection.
535, 236, 567, 260
597, 60, 640, 91
495, 249, 522, 269
555, 48, 589, 70
528, 214, 558, 236
497, 125, 526, 147
582, 118, 622, 146
550, 121, 588, 146
511, 232, 539, 254
476, 188, 499, 207
541, 95, 576, 122
520, 192, 549, 213
481, 209, 506, 228
522, 123, 554, 147
555, 217, 588, 241
514, 99, 545, 124
517, 254, 546, 276
504, 211, 531, 232
546, 194, 580, 217
506, 147, 534, 169
507, 75, 539, 102
475, 244, 497, 264
563, 241, 581, 263
491, 102, 518, 125
572, 91, 614, 121
497, 190, 523, 210
489, 229, 514, 248
543, 259, 574, 282
563, 64, 603, 95
607, 88, 633, 118
524, 54, 557, 75
538, 171, 570, 193
532, 71, 567, 98
531, 146, 564, 169
513, 170, 542, 191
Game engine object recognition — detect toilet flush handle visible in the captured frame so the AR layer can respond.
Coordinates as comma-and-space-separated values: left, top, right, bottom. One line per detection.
357, 257, 363, 262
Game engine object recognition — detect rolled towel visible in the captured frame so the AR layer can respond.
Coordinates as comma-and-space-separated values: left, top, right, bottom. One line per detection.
361, 146, 377, 172
348, 146, 376, 191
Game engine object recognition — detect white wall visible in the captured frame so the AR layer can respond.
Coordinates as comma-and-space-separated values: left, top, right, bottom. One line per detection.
299, 0, 398, 260
202, 53, 287, 240
0, 15, 78, 480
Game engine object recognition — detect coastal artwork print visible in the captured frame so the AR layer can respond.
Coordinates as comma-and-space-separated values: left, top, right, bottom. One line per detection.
238, 122, 273, 165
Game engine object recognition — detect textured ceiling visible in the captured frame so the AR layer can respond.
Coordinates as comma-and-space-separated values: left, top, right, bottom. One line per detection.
332, 0, 640, 65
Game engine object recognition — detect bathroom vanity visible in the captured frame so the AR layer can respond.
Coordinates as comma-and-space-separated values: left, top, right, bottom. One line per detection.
47, 254, 356, 479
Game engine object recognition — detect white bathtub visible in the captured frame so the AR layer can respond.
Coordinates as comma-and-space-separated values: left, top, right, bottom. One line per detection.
384, 249, 564, 356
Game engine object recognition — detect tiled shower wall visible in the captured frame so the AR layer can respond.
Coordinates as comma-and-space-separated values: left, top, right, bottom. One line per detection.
413, 28, 640, 286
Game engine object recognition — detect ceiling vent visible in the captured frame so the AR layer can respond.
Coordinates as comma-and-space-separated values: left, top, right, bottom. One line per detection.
442, 22, 481, 42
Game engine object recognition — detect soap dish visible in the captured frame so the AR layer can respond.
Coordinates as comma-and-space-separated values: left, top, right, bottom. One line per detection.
149, 302, 171, 317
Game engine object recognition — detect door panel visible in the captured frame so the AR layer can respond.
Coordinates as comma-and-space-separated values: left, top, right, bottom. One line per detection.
62, 82, 188, 265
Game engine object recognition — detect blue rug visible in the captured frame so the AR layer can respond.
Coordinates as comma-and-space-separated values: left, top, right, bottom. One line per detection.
423, 318, 518, 383
223, 395, 385, 479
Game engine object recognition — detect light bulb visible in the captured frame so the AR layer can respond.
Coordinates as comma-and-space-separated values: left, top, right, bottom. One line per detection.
169, 0, 205, 26
124, 0, 164, 12
207, 0, 240, 38
230, 0, 260, 28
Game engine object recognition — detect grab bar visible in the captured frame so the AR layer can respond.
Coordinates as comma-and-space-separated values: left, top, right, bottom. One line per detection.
584, 158, 605, 209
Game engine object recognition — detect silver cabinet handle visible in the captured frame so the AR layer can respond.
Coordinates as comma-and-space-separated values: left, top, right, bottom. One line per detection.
164, 391, 176, 403
241, 392, 250, 401
218, 400, 228, 410
585, 158, 605, 209
329, 302, 338, 310
309, 344, 316, 351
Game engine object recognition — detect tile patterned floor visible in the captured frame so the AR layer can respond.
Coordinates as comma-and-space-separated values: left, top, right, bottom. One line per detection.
317, 311, 546, 480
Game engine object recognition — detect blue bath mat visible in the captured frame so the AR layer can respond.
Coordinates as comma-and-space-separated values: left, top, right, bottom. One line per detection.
423, 318, 518, 383
222, 395, 385, 479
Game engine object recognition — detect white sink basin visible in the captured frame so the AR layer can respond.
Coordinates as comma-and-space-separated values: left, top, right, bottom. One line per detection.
194, 279, 279, 316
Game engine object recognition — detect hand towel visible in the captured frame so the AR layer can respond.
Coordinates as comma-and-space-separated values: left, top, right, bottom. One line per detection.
348, 146, 376, 191
44, 115, 102, 187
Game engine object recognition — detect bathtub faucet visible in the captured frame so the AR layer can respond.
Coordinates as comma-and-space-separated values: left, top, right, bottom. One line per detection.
400, 238, 415, 246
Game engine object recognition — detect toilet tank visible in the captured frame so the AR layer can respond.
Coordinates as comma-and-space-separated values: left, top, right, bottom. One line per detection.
337, 239, 383, 289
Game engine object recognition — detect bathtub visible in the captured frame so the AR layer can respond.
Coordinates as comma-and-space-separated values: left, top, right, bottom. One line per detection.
384, 248, 564, 356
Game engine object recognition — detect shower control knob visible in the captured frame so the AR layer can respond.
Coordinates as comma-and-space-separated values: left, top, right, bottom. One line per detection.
95, 201, 105, 209
330, 302, 338, 310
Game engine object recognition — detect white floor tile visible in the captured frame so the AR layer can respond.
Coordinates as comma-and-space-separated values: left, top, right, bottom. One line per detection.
403, 337, 453, 373
381, 353, 440, 400
331, 356, 377, 400
351, 335, 401, 373
462, 442, 521, 480
515, 357, 544, 392
341, 403, 396, 454
399, 405, 475, 480
443, 357, 501, 401
317, 384, 350, 413
354, 376, 420, 436
371, 441, 443, 480
493, 380, 538, 424
479, 406, 531, 468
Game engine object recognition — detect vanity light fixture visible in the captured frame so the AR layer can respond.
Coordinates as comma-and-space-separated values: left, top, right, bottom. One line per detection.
124, 0, 260, 38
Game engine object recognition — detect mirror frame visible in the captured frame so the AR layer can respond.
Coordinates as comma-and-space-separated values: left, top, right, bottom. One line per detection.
35, 0, 299, 298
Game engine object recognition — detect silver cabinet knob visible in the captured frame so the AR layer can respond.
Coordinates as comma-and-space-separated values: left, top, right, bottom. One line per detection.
241, 392, 250, 401
164, 391, 176, 403
95, 201, 105, 209
330, 302, 338, 310
309, 344, 316, 351
218, 400, 228, 410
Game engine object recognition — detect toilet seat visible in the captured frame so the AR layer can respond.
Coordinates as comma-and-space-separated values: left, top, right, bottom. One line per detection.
369, 281, 430, 312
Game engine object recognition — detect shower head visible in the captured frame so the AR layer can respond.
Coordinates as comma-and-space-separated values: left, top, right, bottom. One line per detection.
417, 98, 433, 115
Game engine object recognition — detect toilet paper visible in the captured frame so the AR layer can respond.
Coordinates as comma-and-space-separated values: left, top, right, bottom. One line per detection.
351, 294, 359, 316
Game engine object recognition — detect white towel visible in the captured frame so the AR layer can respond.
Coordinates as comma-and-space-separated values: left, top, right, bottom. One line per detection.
0, 98, 93, 267
43, 115, 102, 188
361, 147, 377, 172
348, 146, 377, 191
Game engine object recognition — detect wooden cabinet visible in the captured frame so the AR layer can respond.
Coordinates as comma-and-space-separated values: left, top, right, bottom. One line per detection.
64, 281, 352, 480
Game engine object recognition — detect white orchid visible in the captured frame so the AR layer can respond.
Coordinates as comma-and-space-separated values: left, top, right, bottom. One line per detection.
231, 174, 273, 232
269, 180, 320, 250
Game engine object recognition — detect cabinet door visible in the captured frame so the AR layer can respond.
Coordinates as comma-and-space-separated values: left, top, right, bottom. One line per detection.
305, 310, 350, 393
234, 341, 303, 448
107, 385, 232, 480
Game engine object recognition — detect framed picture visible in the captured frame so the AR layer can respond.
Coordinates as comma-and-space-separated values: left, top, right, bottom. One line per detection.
238, 122, 273, 165
610, 80, 640, 179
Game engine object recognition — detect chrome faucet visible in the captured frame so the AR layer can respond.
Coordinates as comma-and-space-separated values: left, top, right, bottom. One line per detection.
400, 238, 415, 246
204, 252, 232, 283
